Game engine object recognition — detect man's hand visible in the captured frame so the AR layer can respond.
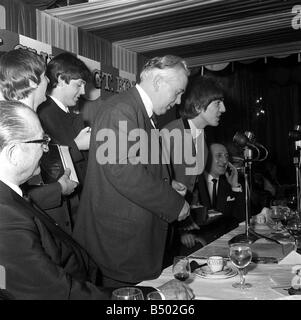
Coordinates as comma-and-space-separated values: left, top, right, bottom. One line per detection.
74, 126, 91, 150
172, 180, 187, 197
180, 233, 197, 248
58, 168, 78, 195
178, 201, 190, 221
225, 162, 239, 188
182, 220, 200, 231
157, 279, 194, 300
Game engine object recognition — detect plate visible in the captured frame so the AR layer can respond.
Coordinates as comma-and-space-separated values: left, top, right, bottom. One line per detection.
194, 264, 238, 279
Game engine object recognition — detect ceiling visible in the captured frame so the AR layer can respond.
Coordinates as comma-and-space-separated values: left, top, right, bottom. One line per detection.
28, 0, 301, 67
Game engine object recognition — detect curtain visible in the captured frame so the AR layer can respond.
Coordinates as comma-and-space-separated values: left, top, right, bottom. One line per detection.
78, 28, 101, 62
36, 10, 78, 54
0, 0, 36, 39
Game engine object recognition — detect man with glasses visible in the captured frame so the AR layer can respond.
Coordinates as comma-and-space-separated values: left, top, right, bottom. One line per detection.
0, 49, 77, 233
0, 100, 193, 300
73, 55, 192, 287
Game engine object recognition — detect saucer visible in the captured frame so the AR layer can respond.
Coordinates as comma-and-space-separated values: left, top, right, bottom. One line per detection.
194, 264, 238, 279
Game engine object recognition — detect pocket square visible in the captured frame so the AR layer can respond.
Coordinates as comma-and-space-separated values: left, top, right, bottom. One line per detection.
226, 196, 235, 201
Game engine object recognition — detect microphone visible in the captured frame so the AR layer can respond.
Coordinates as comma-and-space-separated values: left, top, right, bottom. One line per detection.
289, 130, 301, 141
233, 131, 268, 161
233, 132, 254, 148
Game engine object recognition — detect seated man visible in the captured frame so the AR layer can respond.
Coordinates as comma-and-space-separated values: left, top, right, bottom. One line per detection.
180, 143, 245, 252
0, 101, 193, 300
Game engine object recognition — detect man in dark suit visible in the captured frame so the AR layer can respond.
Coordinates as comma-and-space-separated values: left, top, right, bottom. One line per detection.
0, 101, 193, 300
73, 55, 191, 287
37, 53, 92, 227
180, 143, 245, 251
37, 52, 91, 186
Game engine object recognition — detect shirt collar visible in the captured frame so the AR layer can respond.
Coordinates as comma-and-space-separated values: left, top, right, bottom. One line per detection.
49, 96, 69, 113
0, 177, 23, 197
188, 119, 203, 139
136, 84, 154, 118
205, 172, 219, 183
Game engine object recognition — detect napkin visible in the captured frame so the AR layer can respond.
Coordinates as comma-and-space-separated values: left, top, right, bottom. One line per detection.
0, 265, 5, 289
279, 251, 301, 265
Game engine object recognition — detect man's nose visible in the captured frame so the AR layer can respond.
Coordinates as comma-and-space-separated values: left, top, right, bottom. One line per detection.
220, 101, 226, 113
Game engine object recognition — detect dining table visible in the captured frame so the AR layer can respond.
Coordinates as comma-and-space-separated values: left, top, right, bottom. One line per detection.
139, 223, 301, 300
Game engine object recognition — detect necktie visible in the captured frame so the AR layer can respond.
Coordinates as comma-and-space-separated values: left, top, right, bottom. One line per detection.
211, 178, 217, 209
150, 114, 158, 128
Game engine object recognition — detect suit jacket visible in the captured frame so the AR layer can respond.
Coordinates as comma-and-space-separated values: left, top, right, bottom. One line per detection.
37, 96, 88, 186
198, 173, 244, 221
22, 177, 73, 234
73, 87, 185, 283
163, 118, 208, 201
0, 181, 109, 300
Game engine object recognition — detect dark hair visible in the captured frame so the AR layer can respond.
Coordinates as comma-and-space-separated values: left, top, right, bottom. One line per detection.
46, 52, 91, 89
0, 49, 46, 101
179, 75, 224, 119
0, 101, 36, 151
140, 55, 190, 81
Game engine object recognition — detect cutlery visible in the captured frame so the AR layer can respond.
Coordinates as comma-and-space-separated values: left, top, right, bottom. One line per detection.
190, 260, 207, 272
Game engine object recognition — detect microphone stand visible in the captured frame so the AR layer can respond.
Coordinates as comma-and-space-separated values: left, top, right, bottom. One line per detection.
229, 147, 258, 244
293, 145, 301, 214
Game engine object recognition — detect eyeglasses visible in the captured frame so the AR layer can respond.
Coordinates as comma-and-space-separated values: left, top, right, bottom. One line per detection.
23, 134, 51, 152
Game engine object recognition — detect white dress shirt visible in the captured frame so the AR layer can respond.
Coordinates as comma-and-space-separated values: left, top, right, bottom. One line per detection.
0, 177, 23, 197
135, 84, 156, 127
49, 96, 69, 113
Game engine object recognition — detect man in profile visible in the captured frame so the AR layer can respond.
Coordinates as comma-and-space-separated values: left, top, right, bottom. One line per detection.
73, 55, 191, 287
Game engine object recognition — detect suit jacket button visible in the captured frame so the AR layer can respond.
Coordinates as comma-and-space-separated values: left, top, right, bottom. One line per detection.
163, 178, 168, 182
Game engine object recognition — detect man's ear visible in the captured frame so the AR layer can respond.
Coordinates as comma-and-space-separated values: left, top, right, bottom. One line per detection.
4, 144, 19, 167
57, 75, 66, 87
28, 79, 38, 89
152, 74, 163, 91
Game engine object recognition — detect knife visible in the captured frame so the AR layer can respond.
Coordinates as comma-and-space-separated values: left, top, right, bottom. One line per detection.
190, 260, 207, 272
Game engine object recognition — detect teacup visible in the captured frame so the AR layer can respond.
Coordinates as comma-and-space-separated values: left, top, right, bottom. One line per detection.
207, 256, 225, 273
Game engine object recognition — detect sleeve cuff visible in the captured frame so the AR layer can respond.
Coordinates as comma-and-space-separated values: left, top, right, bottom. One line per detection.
232, 184, 242, 192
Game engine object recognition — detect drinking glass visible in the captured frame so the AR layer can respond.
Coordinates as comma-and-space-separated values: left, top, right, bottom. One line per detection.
270, 206, 284, 231
286, 215, 301, 252
229, 243, 252, 289
172, 256, 191, 281
111, 287, 144, 300
146, 291, 165, 300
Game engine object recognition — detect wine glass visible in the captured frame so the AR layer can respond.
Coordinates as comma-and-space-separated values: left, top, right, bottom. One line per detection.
270, 206, 284, 231
286, 215, 301, 252
172, 256, 191, 281
146, 291, 165, 300
229, 243, 252, 289
111, 287, 144, 300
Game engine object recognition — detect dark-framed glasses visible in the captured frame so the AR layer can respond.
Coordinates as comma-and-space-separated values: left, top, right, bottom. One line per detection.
23, 134, 51, 152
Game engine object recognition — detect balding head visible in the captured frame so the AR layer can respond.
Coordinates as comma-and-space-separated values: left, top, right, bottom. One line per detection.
0, 101, 41, 152
138, 55, 190, 116
206, 143, 229, 178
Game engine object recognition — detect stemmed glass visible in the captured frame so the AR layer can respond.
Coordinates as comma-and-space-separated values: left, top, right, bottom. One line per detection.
172, 256, 191, 281
286, 214, 301, 252
229, 243, 252, 289
270, 206, 285, 231
111, 287, 144, 300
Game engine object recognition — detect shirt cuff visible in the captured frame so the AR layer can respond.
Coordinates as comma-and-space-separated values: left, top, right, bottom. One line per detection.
232, 184, 242, 192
